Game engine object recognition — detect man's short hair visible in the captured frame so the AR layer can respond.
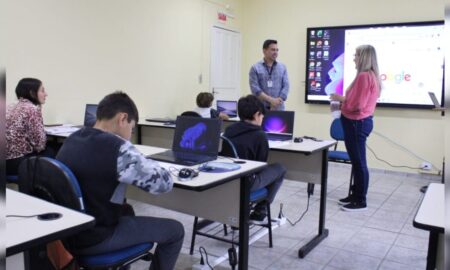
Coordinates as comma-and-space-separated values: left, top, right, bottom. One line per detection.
96, 91, 139, 123
196, 92, 214, 108
238, 95, 266, 121
263, 39, 277, 49
15, 78, 42, 105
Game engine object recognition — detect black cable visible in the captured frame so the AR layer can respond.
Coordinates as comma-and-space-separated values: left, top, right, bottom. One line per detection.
282, 193, 310, 226
228, 229, 237, 270
199, 246, 213, 270
6, 214, 42, 218
367, 144, 422, 170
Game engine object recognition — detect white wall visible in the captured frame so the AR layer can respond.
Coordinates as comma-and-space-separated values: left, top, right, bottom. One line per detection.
4, 0, 445, 175
5, 0, 242, 123
241, 0, 445, 175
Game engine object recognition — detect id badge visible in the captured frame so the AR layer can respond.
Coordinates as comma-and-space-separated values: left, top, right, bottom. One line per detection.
267, 80, 273, 88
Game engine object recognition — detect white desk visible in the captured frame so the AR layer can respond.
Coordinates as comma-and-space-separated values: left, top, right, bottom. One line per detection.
44, 124, 80, 138
268, 139, 336, 258
128, 145, 267, 270
6, 189, 95, 256
134, 122, 337, 259
413, 183, 444, 270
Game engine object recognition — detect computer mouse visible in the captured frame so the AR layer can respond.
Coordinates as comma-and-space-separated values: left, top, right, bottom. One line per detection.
178, 168, 199, 180
37, 212, 62, 221
294, 137, 303, 143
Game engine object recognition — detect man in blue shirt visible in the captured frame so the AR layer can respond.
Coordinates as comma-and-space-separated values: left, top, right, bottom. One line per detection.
249, 39, 290, 111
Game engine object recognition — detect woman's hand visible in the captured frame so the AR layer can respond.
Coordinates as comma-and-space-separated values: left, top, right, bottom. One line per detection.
330, 94, 345, 102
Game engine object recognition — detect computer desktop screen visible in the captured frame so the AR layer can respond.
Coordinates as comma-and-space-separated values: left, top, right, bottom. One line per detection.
217, 100, 238, 117
305, 21, 444, 109
262, 111, 295, 135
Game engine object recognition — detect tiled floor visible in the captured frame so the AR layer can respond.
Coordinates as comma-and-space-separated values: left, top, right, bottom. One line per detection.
129, 163, 439, 270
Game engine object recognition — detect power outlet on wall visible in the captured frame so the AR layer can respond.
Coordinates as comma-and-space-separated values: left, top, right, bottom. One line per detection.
420, 162, 432, 170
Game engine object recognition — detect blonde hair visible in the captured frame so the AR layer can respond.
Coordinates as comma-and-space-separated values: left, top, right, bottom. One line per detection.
349, 45, 381, 93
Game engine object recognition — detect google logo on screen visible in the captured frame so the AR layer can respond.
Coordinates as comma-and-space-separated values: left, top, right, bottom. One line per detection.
380, 71, 411, 84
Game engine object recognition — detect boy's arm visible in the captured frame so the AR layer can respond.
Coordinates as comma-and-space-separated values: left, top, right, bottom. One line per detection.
117, 141, 173, 194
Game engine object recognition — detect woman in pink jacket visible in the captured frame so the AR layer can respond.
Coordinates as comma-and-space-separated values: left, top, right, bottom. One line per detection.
331, 45, 381, 211
6, 78, 52, 175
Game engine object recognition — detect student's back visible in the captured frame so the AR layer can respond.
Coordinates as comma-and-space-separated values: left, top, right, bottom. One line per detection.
222, 121, 269, 162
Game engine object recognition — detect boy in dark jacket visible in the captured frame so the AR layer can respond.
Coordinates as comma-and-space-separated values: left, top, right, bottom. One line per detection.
57, 92, 184, 270
222, 95, 286, 223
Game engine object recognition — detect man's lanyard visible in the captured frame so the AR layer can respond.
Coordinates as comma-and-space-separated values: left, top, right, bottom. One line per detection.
265, 62, 276, 78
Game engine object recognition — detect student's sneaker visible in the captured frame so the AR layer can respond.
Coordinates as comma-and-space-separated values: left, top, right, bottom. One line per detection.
337, 196, 353, 205
249, 211, 267, 225
341, 201, 367, 212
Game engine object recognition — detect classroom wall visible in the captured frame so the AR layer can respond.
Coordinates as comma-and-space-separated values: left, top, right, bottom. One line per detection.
4, 0, 242, 122
4, 0, 444, 175
241, 0, 445, 175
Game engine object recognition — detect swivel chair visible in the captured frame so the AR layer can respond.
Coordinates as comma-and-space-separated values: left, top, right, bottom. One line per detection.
18, 157, 153, 270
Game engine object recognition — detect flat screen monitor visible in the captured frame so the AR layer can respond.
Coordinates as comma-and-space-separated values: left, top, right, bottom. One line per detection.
172, 116, 221, 155
216, 100, 238, 118
262, 111, 295, 136
84, 104, 97, 127
305, 21, 444, 109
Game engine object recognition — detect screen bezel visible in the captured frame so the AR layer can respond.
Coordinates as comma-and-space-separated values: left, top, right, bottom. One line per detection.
304, 20, 445, 109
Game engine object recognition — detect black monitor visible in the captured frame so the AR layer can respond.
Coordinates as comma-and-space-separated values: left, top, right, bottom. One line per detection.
262, 111, 295, 136
172, 116, 221, 155
83, 104, 97, 127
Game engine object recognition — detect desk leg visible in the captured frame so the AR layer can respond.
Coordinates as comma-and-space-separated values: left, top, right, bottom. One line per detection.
298, 149, 329, 258
137, 125, 142, 145
426, 231, 438, 270
238, 176, 250, 270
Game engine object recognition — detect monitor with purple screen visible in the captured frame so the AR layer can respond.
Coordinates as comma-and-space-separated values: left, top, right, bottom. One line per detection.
262, 111, 295, 141
217, 100, 238, 118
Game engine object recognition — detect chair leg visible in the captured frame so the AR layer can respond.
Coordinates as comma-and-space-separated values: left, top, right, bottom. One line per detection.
223, 224, 228, 236
190, 217, 199, 255
266, 201, 273, 248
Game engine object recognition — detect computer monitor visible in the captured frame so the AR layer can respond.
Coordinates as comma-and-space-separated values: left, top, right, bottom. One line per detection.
172, 116, 221, 156
216, 100, 238, 118
262, 111, 295, 139
83, 104, 98, 127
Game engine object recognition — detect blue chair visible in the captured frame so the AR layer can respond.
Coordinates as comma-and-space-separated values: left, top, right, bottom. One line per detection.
329, 118, 354, 196
6, 175, 18, 184
18, 157, 153, 270
189, 136, 273, 255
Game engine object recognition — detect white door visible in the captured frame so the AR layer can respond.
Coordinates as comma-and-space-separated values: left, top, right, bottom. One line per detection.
210, 26, 241, 103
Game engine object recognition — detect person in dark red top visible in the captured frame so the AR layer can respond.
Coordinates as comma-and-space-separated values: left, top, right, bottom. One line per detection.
331, 45, 381, 211
6, 78, 53, 175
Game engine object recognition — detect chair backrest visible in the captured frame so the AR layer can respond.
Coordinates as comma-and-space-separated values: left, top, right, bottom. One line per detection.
180, 111, 201, 117
330, 118, 345, 141
220, 135, 239, 159
18, 157, 85, 213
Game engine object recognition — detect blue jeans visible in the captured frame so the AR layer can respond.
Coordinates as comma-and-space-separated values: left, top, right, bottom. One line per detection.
340, 115, 373, 203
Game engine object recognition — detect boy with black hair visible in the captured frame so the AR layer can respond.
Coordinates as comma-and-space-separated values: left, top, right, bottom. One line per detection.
57, 91, 184, 270
222, 95, 286, 222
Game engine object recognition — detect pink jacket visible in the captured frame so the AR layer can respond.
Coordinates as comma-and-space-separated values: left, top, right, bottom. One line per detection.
6, 99, 46, 159
341, 71, 379, 120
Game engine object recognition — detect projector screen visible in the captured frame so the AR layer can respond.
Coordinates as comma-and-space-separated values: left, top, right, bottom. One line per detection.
305, 21, 444, 109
